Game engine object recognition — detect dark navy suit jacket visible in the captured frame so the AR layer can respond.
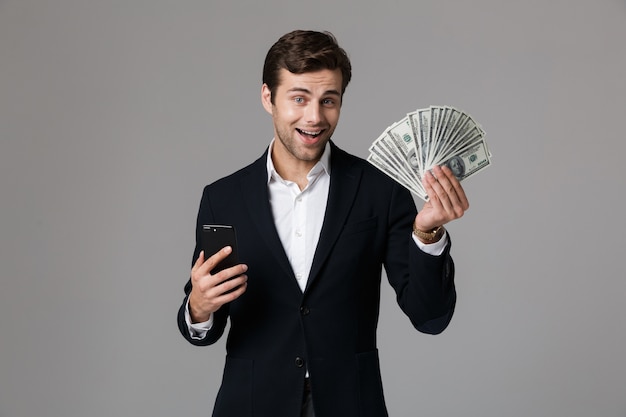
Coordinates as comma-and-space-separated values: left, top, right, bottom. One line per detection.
177, 142, 456, 417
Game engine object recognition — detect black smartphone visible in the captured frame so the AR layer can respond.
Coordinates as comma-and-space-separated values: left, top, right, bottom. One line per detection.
200, 224, 239, 273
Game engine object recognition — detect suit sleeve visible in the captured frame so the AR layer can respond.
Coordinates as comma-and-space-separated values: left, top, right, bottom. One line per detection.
384, 182, 456, 335
176, 186, 230, 346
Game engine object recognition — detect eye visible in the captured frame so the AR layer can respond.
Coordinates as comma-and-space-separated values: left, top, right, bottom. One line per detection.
294, 97, 305, 104
322, 98, 336, 107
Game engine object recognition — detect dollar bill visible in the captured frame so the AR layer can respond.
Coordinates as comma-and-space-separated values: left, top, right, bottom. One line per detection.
367, 153, 424, 197
386, 117, 424, 184
368, 105, 491, 201
440, 141, 491, 181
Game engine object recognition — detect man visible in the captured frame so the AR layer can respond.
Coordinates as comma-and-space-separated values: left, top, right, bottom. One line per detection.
177, 30, 469, 417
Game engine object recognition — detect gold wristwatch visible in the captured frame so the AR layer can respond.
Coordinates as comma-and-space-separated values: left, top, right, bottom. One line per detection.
413, 224, 445, 243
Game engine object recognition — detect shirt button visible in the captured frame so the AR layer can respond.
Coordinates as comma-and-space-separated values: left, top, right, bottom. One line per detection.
300, 306, 310, 316
295, 230, 302, 237
295, 357, 305, 368
295, 273, 303, 280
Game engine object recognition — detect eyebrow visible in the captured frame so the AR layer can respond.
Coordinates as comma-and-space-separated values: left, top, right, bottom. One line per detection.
287, 87, 341, 97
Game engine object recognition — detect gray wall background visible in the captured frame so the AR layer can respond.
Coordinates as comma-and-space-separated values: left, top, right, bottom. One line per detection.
1, 1, 625, 416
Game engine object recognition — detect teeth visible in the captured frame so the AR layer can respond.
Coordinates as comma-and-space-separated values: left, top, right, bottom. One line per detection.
299, 129, 322, 136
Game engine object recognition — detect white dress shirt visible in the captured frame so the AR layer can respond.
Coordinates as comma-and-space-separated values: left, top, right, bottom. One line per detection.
185, 140, 448, 338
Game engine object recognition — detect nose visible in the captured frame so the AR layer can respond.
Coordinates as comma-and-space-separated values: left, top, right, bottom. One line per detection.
304, 101, 323, 125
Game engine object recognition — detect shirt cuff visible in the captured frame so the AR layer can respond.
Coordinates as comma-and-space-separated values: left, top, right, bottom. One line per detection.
411, 230, 448, 256
185, 298, 213, 339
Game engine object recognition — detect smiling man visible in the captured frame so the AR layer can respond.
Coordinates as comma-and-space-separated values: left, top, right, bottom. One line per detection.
262, 68, 342, 189
177, 30, 469, 417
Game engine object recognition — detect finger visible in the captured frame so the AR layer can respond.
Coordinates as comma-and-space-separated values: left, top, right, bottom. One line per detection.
433, 166, 468, 210
207, 262, 249, 287
438, 166, 470, 212
426, 168, 453, 212
191, 251, 206, 282
207, 275, 248, 308
431, 166, 459, 208
217, 281, 248, 304
423, 170, 444, 209
192, 268, 248, 311
215, 274, 248, 296
198, 246, 233, 276
190, 275, 248, 321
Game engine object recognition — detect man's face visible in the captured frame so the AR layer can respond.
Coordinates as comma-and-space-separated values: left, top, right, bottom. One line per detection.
262, 68, 342, 170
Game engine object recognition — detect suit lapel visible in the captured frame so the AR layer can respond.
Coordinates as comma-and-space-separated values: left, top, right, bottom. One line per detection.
240, 151, 297, 285
306, 143, 362, 292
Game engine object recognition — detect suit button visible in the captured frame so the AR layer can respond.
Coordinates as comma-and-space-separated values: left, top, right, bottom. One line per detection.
295, 357, 305, 368
300, 306, 310, 316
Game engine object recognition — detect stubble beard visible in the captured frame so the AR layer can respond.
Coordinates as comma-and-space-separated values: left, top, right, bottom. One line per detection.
274, 125, 333, 164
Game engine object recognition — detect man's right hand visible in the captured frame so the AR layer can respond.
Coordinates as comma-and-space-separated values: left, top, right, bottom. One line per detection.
188, 247, 248, 323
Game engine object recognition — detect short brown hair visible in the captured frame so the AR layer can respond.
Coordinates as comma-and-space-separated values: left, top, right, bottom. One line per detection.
262, 30, 352, 104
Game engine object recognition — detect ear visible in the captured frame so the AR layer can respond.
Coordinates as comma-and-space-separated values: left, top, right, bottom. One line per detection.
261, 84, 273, 115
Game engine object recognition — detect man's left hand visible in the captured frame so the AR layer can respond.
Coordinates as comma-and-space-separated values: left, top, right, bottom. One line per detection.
414, 165, 469, 235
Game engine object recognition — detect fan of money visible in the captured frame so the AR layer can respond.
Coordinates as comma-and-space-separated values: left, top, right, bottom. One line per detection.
367, 106, 492, 201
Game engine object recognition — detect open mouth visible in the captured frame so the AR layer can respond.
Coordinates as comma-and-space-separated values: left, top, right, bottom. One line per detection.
296, 128, 325, 140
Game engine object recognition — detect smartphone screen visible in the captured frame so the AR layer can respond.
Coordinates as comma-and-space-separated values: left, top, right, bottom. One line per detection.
201, 224, 239, 273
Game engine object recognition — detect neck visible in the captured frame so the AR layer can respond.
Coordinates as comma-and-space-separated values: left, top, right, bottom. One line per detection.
272, 157, 313, 191
271, 143, 321, 190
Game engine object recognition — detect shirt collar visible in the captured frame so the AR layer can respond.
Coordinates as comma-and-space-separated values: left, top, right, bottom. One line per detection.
266, 138, 331, 184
